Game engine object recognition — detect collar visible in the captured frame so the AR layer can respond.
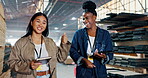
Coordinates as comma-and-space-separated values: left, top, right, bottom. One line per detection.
28, 35, 47, 44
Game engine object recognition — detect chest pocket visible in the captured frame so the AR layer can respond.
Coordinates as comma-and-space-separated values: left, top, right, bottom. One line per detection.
95, 41, 106, 52
95, 30, 106, 52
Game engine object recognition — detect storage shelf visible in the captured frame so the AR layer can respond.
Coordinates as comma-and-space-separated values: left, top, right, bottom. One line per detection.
100, 12, 147, 24
103, 12, 148, 74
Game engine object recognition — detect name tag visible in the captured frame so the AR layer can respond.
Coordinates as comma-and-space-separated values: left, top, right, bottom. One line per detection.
88, 56, 93, 63
36, 64, 49, 71
36, 65, 42, 71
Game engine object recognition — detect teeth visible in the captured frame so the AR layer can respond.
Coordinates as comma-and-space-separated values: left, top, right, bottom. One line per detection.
37, 27, 42, 30
85, 23, 89, 25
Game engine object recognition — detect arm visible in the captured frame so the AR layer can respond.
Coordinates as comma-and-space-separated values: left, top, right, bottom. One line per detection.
101, 31, 113, 64
56, 33, 71, 63
69, 32, 82, 64
56, 42, 71, 63
7, 40, 33, 74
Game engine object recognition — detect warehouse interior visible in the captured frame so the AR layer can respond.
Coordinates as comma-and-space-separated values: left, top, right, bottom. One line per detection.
0, 0, 148, 78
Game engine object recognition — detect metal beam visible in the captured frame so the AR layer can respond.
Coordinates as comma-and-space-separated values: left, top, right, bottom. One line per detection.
98, 0, 112, 12
58, 0, 82, 4
46, 0, 58, 17
137, 0, 146, 12
119, 0, 126, 10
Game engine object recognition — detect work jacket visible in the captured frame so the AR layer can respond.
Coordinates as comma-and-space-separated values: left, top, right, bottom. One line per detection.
8, 35, 70, 78
70, 27, 113, 78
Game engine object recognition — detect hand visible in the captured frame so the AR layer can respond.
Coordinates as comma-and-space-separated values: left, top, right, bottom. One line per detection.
81, 58, 96, 68
31, 61, 41, 70
61, 33, 68, 44
94, 49, 107, 59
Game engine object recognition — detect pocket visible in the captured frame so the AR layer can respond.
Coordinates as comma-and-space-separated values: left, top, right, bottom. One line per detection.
95, 43, 101, 51
81, 68, 86, 76
76, 66, 86, 77
98, 65, 107, 77
76, 66, 93, 78
96, 42, 106, 52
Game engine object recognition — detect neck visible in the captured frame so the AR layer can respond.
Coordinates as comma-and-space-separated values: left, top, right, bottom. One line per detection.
31, 32, 42, 44
87, 25, 97, 32
87, 26, 97, 37
32, 32, 42, 39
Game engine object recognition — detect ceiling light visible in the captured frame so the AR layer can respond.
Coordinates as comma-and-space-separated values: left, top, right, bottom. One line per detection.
71, 17, 77, 20
30, 4, 35, 6
54, 27, 58, 30
9, 35, 13, 38
63, 24, 67, 26
22, 1, 32, 4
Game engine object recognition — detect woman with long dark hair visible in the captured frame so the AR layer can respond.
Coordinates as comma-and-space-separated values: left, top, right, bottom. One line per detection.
8, 12, 70, 78
70, 1, 113, 78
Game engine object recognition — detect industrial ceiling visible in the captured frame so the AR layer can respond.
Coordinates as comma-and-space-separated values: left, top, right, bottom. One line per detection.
1, 0, 111, 44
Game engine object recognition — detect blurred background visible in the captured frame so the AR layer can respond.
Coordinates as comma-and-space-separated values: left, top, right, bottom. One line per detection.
0, 0, 148, 78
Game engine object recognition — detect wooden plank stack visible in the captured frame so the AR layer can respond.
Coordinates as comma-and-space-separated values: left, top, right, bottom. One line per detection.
0, 2, 6, 75
107, 67, 148, 78
111, 28, 148, 42
0, 47, 4, 74
100, 12, 148, 76
108, 56, 148, 68
0, 3, 6, 46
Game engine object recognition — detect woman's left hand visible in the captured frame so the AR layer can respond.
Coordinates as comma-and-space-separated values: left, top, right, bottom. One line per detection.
94, 49, 107, 59
61, 33, 68, 44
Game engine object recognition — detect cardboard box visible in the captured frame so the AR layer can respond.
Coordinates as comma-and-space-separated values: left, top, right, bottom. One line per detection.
0, 47, 4, 74
0, 46, 5, 75
0, 34, 5, 46
0, 48, 4, 61
0, 14, 6, 46
0, 3, 5, 19
0, 69, 11, 78
0, 61, 3, 74
0, 15, 6, 32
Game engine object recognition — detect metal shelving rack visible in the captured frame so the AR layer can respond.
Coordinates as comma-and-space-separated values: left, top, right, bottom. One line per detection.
100, 12, 148, 78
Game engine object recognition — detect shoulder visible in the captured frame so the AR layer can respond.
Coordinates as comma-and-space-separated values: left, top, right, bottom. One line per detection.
44, 37, 55, 44
16, 36, 29, 44
98, 28, 110, 36
44, 37, 57, 48
77, 28, 86, 32
99, 28, 109, 33
13, 36, 30, 48
44, 37, 54, 41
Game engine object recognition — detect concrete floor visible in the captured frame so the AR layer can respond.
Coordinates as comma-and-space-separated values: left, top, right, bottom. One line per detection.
10, 63, 75, 78
56, 63, 75, 78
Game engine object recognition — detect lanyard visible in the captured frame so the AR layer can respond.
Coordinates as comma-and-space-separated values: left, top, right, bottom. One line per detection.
86, 27, 98, 53
34, 37, 43, 58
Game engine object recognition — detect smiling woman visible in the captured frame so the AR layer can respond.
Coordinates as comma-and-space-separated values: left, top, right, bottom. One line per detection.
70, 1, 113, 78
23, 12, 49, 38
31, 16, 47, 35
7, 12, 71, 78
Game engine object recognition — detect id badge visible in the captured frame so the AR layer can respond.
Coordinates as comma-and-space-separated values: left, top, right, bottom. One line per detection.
36, 65, 42, 71
36, 64, 49, 71
88, 56, 93, 63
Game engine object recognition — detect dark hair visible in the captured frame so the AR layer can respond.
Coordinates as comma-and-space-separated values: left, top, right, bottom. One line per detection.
82, 1, 97, 16
22, 12, 49, 37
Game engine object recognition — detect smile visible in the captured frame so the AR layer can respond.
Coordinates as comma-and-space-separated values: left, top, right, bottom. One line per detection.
37, 27, 43, 31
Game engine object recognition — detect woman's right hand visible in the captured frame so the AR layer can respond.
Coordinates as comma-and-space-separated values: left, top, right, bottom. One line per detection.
30, 61, 41, 70
81, 58, 96, 68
